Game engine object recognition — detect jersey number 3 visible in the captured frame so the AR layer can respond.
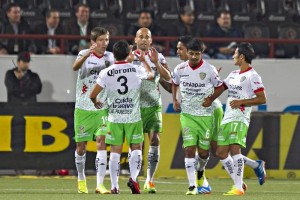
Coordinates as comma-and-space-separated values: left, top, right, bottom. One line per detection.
117, 76, 128, 95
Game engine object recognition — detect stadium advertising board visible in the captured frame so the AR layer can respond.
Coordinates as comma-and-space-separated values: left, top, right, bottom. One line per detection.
0, 103, 300, 179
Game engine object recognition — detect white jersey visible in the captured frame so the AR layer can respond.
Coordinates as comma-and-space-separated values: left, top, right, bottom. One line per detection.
75, 50, 114, 111
132, 50, 167, 108
97, 62, 149, 123
212, 98, 223, 111
173, 60, 223, 116
222, 67, 265, 126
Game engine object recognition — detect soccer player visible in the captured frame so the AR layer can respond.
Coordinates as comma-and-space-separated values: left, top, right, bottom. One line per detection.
178, 37, 266, 191
203, 42, 267, 196
129, 27, 171, 193
72, 27, 114, 194
177, 35, 223, 194
90, 40, 156, 194
172, 38, 223, 195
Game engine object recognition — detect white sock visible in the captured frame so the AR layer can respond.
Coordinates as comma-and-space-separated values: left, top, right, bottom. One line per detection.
109, 153, 120, 189
232, 154, 244, 191
146, 146, 160, 183
96, 150, 107, 186
75, 151, 86, 181
185, 158, 197, 187
128, 148, 131, 171
198, 155, 209, 172
195, 153, 200, 171
243, 156, 259, 169
129, 150, 142, 182
220, 155, 235, 182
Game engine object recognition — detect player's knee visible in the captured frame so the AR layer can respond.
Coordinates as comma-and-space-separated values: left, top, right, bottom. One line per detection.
150, 134, 160, 146
216, 149, 227, 159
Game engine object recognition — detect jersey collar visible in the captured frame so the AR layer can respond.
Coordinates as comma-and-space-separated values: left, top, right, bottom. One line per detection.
188, 59, 204, 70
239, 67, 252, 74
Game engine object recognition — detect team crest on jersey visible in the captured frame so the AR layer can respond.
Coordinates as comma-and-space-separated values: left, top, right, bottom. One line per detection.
240, 76, 246, 82
199, 72, 206, 80
105, 61, 110, 68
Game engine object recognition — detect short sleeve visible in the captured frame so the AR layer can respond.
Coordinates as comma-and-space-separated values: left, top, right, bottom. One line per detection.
223, 73, 231, 88
158, 53, 167, 65
250, 74, 264, 93
96, 69, 107, 88
172, 67, 180, 85
211, 66, 223, 87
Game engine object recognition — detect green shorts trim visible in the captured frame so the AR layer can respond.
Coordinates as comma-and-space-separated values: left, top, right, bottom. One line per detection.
74, 108, 108, 142
211, 107, 224, 142
106, 120, 144, 146
141, 106, 162, 133
180, 113, 213, 150
217, 121, 248, 148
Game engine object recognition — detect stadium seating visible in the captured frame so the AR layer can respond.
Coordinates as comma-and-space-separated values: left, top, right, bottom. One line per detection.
275, 22, 300, 58
243, 22, 271, 57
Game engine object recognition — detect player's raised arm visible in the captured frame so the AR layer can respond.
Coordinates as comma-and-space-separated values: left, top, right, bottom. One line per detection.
72, 43, 97, 71
89, 84, 104, 109
149, 47, 171, 82
139, 51, 155, 80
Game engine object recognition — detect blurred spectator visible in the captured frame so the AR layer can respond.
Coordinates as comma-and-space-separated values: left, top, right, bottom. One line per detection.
127, 9, 166, 53
64, 3, 93, 55
4, 52, 42, 103
34, 9, 65, 54
206, 9, 244, 59
168, 5, 210, 58
0, 3, 36, 54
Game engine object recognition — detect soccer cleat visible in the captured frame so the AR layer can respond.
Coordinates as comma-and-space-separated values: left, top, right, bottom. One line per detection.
254, 160, 266, 185
198, 185, 212, 194
186, 186, 198, 195
127, 178, 141, 194
143, 181, 157, 193
95, 184, 110, 194
110, 187, 120, 194
78, 180, 88, 194
223, 185, 244, 196
242, 182, 248, 192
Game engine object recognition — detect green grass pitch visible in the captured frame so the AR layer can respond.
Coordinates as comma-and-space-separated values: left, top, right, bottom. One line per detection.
0, 176, 299, 200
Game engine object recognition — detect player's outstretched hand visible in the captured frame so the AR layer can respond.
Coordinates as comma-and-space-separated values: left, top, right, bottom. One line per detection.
149, 47, 159, 63
126, 45, 134, 63
202, 97, 213, 107
173, 100, 181, 112
94, 100, 103, 109
138, 51, 146, 62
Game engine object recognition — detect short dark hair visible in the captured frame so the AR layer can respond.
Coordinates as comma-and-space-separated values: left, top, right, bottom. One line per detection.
45, 9, 59, 18
216, 9, 231, 19
186, 38, 204, 52
138, 9, 153, 19
237, 42, 255, 64
5, 3, 20, 13
75, 3, 89, 13
90, 27, 109, 41
178, 35, 193, 47
113, 40, 130, 61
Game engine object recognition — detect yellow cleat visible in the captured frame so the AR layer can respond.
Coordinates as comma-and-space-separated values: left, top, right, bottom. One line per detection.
95, 184, 110, 194
223, 185, 244, 196
186, 186, 198, 195
78, 180, 88, 194
144, 182, 157, 193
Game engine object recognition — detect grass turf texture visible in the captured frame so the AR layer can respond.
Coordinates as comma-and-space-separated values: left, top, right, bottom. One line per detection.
0, 176, 299, 200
